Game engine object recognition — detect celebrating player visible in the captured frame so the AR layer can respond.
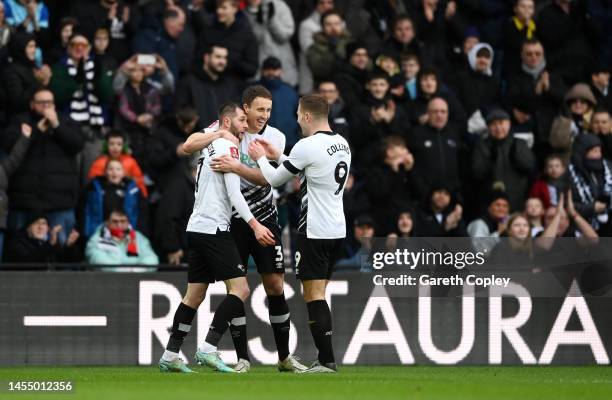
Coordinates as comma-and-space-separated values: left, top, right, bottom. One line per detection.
158, 103, 275, 374
248, 94, 351, 373
181, 85, 307, 373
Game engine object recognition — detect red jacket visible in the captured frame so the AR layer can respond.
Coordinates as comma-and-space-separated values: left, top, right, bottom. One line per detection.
88, 154, 148, 197
529, 179, 552, 209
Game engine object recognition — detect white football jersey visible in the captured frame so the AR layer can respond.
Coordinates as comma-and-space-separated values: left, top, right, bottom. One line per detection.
186, 138, 241, 234
284, 131, 351, 239
204, 121, 286, 223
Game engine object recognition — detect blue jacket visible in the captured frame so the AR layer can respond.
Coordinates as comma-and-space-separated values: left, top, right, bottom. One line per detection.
84, 178, 140, 238
258, 78, 300, 148
133, 28, 179, 81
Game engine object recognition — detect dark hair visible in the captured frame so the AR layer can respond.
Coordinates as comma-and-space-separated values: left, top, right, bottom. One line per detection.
383, 136, 406, 150
593, 107, 611, 117
104, 208, 127, 221
216, 0, 238, 8
400, 52, 419, 63
299, 94, 329, 120
392, 14, 414, 31
107, 130, 125, 142
320, 10, 343, 25
522, 38, 542, 49
418, 67, 438, 81
163, 8, 181, 20
218, 101, 241, 120
367, 71, 390, 83
242, 85, 272, 107
544, 153, 566, 167
32, 87, 53, 100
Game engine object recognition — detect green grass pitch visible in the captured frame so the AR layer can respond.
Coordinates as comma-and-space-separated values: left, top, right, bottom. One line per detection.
1, 366, 611, 400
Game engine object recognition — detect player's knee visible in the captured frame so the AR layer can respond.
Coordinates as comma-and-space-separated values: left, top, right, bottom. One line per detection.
263, 277, 284, 296
183, 290, 206, 308
230, 284, 250, 301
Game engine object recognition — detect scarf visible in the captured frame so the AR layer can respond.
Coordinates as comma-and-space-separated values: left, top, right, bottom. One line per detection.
522, 60, 546, 80
66, 57, 104, 127
568, 162, 612, 229
100, 224, 139, 257
512, 17, 536, 39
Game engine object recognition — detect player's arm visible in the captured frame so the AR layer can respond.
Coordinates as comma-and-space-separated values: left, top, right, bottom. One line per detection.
183, 129, 238, 154
210, 155, 268, 186
224, 172, 275, 246
249, 140, 307, 187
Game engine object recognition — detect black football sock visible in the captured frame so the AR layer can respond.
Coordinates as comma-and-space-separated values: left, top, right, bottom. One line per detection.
166, 302, 197, 353
268, 293, 290, 361
306, 300, 335, 364
205, 294, 244, 347
230, 302, 250, 361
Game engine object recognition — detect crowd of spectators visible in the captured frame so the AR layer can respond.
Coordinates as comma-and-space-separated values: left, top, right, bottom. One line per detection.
0, 0, 611, 268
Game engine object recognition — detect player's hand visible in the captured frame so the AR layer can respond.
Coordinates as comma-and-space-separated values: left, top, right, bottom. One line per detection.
249, 220, 275, 246
167, 249, 184, 265
248, 141, 266, 161
211, 154, 241, 173
216, 129, 239, 146
254, 138, 281, 160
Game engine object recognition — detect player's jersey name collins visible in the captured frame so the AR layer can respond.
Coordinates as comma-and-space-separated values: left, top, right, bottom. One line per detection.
327, 143, 351, 157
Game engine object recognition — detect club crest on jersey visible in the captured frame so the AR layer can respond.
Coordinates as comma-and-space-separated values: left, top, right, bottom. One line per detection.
237, 264, 245, 272
230, 147, 239, 159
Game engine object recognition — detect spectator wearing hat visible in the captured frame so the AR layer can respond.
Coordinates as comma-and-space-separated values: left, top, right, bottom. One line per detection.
244, 0, 298, 87
350, 72, 411, 167
2, 31, 52, 113
3, 88, 84, 245
467, 190, 511, 253
590, 64, 611, 113
550, 83, 598, 155
507, 39, 567, 154
335, 214, 375, 271
333, 42, 371, 113
257, 56, 300, 148
455, 43, 501, 137
365, 136, 416, 236
85, 208, 158, 266
297, 0, 335, 94
175, 44, 240, 129
198, 0, 259, 82
318, 80, 350, 139
306, 10, 352, 85
408, 97, 462, 201
568, 133, 612, 235
4, 214, 81, 263
472, 108, 535, 211
502, 0, 536, 79
537, 0, 601, 85
413, 186, 466, 237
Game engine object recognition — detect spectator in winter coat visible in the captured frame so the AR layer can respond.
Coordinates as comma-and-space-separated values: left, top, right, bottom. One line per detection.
333, 42, 372, 113
550, 83, 598, 155
413, 186, 466, 237
82, 159, 146, 238
529, 154, 569, 209
502, 0, 536, 79
472, 109, 535, 211
2, 31, 51, 113
244, 0, 298, 86
335, 214, 375, 271
467, 190, 511, 253
378, 14, 421, 63
86, 209, 158, 266
568, 133, 612, 235
148, 106, 199, 192
87, 130, 148, 197
365, 136, 416, 236
318, 80, 350, 139
3, 0, 49, 46
298, 0, 335, 94
175, 44, 240, 129
4, 214, 80, 263
306, 10, 352, 85
349, 72, 411, 167
133, 7, 184, 81
117, 62, 161, 166
590, 109, 612, 160
0, 121, 31, 257
3, 88, 84, 245
199, 0, 259, 82
257, 57, 300, 148
44, 16, 75, 66
408, 97, 462, 201
589, 64, 611, 113
154, 159, 195, 265
524, 197, 545, 237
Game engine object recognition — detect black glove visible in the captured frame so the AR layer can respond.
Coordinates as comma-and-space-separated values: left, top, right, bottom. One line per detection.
267, 1, 275, 21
